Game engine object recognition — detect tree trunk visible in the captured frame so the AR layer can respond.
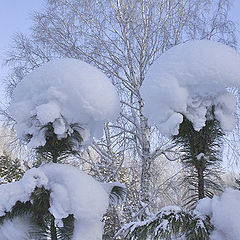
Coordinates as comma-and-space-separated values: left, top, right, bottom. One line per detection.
51, 217, 58, 240
197, 159, 205, 200
139, 99, 152, 218
140, 156, 151, 203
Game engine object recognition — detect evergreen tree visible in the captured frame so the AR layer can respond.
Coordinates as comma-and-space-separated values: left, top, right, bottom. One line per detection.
30, 122, 83, 164
0, 151, 24, 183
0, 123, 83, 239
0, 121, 126, 239
173, 108, 224, 208
117, 205, 213, 240
118, 108, 225, 239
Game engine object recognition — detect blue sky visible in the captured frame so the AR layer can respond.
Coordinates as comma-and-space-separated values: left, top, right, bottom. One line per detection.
0, 0, 44, 103
0, 0, 240, 103
0, 1, 44, 50
0, 0, 44, 55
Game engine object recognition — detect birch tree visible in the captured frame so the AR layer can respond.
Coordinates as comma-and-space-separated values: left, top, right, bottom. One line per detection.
5, 0, 236, 222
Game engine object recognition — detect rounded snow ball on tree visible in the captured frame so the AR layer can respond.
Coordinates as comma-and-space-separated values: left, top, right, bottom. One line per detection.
9, 58, 120, 149
141, 40, 240, 137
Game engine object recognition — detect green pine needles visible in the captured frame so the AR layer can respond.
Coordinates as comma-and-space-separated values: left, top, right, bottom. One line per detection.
0, 121, 84, 239
118, 206, 213, 240
0, 152, 24, 183
0, 187, 74, 239
27, 122, 83, 163
173, 108, 224, 208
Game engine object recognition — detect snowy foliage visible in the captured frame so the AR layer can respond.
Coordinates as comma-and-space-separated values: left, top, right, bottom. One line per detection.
0, 163, 124, 240
196, 188, 240, 240
117, 205, 212, 240
9, 58, 119, 149
141, 40, 240, 137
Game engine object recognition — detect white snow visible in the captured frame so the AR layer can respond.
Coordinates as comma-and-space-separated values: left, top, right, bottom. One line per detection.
195, 197, 212, 217
159, 205, 182, 216
196, 188, 240, 240
0, 217, 33, 240
141, 40, 240, 137
9, 58, 120, 148
196, 153, 204, 160
0, 163, 112, 240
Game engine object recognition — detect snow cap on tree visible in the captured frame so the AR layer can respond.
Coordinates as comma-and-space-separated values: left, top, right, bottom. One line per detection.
0, 163, 115, 239
9, 58, 120, 149
141, 40, 240, 137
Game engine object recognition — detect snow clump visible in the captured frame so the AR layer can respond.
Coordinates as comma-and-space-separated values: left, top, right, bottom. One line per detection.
0, 163, 111, 240
9, 58, 119, 148
141, 40, 240, 137
0, 217, 35, 240
196, 188, 240, 240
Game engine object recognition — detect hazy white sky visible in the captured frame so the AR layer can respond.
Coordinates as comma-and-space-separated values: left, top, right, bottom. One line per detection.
0, 0, 240, 103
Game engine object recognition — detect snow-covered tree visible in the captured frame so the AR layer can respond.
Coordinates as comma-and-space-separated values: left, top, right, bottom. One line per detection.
0, 59, 126, 240
119, 40, 240, 239
141, 40, 240, 206
8, 58, 119, 157
4, 0, 236, 222
0, 163, 126, 240
0, 125, 28, 184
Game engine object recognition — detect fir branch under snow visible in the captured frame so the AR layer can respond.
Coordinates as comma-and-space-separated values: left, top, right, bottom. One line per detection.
0, 163, 125, 240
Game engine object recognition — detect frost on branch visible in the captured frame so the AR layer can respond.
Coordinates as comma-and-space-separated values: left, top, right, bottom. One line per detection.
9, 58, 119, 150
141, 40, 240, 137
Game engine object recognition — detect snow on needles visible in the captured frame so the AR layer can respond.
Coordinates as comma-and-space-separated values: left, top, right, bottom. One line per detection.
141, 40, 240, 137
0, 163, 110, 240
9, 58, 120, 148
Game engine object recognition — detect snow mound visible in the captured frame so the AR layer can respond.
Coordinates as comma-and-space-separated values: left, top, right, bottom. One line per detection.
196, 188, 240, 240
141, 40, 240, 137
0, 163, 110, 240
9, 58, 120, 148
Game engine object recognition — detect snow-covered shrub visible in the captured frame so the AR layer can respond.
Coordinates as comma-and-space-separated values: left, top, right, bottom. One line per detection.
117, 205, 213, 240
141, 40, 240, 137
120, 186, 240, 240
9, 59, 119, 153
0, 163, 125, 240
